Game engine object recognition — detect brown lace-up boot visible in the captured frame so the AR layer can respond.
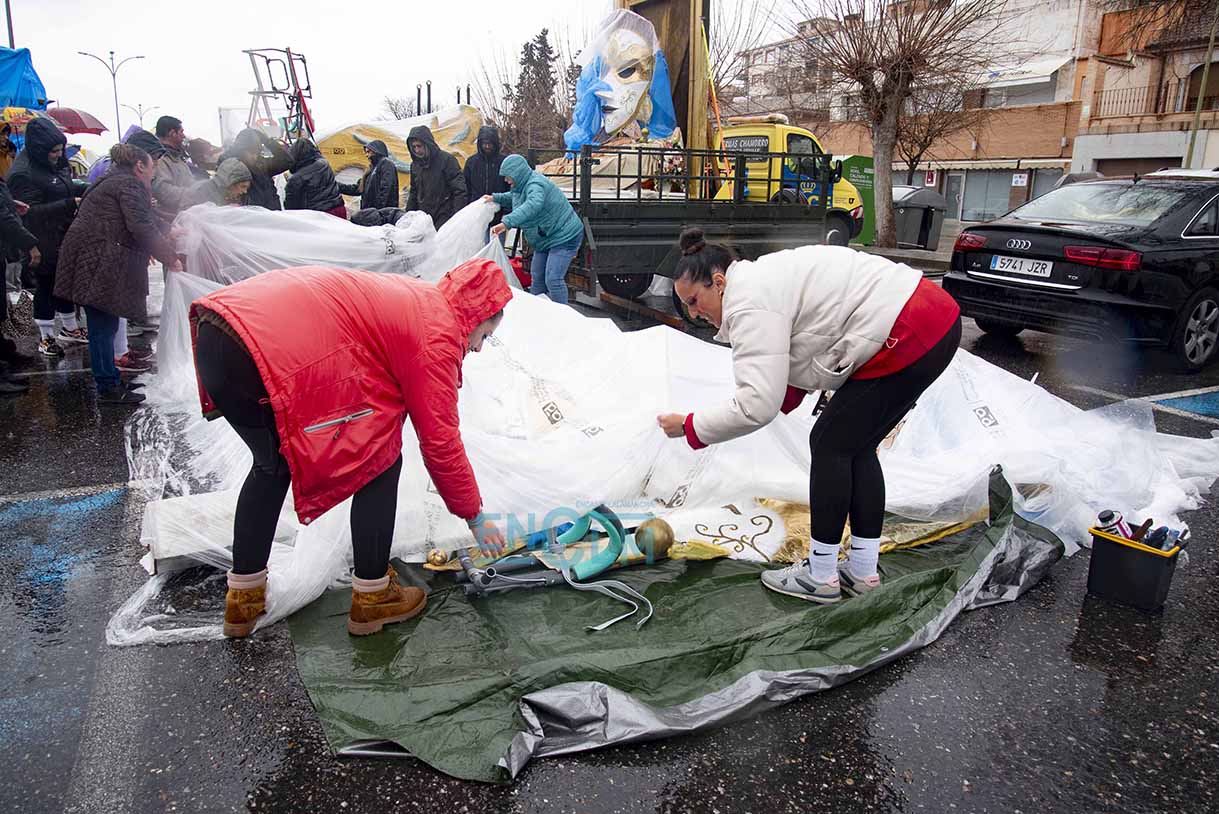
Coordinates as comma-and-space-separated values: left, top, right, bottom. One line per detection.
224, 569, 267, 638
348, 565, 427, 636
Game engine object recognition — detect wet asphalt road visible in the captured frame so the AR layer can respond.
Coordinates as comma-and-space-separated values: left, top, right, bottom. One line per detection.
1, 315, 1218, 814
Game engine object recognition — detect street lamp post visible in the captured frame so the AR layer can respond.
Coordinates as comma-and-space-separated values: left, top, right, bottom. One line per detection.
78, 50, 145, 136
122, 103, 159, 129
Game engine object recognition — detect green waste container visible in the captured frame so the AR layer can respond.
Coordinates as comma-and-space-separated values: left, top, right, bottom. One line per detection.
839, 155, 875, 246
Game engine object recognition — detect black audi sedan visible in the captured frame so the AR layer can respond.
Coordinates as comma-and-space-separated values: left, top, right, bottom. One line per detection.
943, 172, 1219, 370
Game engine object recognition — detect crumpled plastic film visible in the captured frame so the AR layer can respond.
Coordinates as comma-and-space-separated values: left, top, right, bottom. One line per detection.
883, 353, 1219, 553
111, 203, 1219, 645
173, 198, 500, 285
472, 235, 522, 290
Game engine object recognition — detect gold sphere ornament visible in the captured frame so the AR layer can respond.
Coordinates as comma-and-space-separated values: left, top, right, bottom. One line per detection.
634, 518, 676, 561
426, 548, 450, 567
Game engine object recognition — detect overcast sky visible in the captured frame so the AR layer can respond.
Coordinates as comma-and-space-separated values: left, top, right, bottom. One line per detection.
17, 0, 631, 155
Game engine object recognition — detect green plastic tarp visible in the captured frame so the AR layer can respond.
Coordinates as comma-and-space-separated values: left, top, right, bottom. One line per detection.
287, 472, 1062, 782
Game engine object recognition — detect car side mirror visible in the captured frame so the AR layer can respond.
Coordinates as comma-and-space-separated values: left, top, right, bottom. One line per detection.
831, 160, 843, 184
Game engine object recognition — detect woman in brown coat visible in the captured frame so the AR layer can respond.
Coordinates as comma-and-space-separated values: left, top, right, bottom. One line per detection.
55, 144, 182, 405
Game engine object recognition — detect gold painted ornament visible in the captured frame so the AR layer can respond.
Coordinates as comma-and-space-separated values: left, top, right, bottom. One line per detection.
634, 518, 676, 560
426, 548, 450, 567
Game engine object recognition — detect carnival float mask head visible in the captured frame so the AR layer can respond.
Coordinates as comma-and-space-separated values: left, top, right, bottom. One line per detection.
563, 9, 677, 153
596, 29, 655, 135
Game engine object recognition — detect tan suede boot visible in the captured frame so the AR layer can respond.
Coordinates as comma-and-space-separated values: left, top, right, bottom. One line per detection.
224, 569, 267, 638
348, 566, 427, 636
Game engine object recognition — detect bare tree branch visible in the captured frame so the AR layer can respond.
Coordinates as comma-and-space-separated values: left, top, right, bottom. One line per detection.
553, 21, 593, 120
381, 96, 418, 121
788, 0, 1016, 247
710, 0, 779, 99
472, 45, 518, 129
895, 82, 988, 182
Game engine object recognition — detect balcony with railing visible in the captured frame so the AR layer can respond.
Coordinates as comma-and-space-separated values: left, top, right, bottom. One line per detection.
1090, 79, 1212, 119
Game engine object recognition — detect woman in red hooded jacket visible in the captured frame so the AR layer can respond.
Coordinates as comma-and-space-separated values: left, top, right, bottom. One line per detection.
190, 258, 512, 637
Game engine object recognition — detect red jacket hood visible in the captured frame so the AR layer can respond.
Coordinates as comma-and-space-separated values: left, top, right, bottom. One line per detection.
437, 258, 513, 337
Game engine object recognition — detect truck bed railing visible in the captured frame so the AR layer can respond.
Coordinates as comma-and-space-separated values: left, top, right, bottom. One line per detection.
523, 144, 836, 210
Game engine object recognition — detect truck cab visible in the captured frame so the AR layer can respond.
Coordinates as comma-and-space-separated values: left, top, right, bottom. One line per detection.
712, 115, 865, 246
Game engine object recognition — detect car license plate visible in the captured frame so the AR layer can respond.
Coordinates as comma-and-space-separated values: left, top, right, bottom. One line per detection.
990, 254, 1053, 278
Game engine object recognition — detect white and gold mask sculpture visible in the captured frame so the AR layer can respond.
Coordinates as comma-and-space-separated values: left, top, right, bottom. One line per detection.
564, 9, 677, 153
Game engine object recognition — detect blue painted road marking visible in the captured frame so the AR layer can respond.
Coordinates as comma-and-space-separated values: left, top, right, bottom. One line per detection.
1157, 391, 1219, 419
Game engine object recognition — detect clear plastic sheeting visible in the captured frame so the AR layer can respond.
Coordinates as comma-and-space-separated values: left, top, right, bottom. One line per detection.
173, 199, 499, 285
112, 209, 1219, 645
883, 359, 1218, 553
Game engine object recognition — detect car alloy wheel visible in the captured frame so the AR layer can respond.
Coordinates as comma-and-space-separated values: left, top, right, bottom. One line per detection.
1184, 296, 1219, 366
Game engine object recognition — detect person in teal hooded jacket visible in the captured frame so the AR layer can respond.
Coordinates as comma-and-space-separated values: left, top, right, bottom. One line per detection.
486, 154, 583, 305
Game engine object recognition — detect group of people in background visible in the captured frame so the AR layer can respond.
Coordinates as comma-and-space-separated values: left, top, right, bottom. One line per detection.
0, 110, 588, 402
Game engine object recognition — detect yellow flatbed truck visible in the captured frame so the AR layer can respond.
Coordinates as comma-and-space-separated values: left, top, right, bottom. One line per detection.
713, 114, 865, 247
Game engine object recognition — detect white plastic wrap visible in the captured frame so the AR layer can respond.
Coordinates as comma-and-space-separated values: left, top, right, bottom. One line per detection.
173, 198, 501, 285
111, 208, 1219, 645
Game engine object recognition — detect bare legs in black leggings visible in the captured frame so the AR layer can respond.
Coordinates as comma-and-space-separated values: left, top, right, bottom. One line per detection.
808, 319, 962, 545
194, 322, 400, 579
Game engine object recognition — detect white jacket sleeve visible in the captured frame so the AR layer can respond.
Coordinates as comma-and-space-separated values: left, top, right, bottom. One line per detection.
693, 308, 791, 445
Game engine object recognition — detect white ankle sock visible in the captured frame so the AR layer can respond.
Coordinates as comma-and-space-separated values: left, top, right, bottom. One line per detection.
807, 538, 840, 582
59, 311, 79, 331
35, 320, 56, 340
848, 534, 881, 578
352, 573, 390, 593
227, 568, 267, 589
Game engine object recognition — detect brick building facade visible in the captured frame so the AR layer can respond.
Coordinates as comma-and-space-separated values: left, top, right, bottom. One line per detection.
729, 1, 1219, 222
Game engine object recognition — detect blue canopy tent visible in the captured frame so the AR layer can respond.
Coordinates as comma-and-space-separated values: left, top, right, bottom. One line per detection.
0, 47, 48, 109
0, 47, 49, 151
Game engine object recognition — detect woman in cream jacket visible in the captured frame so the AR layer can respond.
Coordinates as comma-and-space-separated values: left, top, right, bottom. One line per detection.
658, 228, 961, 603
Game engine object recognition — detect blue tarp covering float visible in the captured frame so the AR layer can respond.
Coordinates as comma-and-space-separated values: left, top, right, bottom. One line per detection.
0, 47, 49, 151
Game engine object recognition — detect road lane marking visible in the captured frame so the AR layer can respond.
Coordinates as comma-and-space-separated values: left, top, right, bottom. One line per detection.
62, 493, 154, 814
1145, 384, 1219, 402
0, 480, 153, 505
1157, 391, 1219, 419
1066, 384, 1219, 426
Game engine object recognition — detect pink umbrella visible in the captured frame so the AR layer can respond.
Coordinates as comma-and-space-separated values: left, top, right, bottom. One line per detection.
46, 107, 108, 135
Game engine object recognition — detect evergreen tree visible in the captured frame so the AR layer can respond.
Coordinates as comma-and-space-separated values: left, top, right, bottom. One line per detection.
504, 29, 565, 151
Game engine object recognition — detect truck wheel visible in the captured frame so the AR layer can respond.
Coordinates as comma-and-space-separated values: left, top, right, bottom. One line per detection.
974, 318, 1024, 338
770, 189, 802, 204
825, 214, 851, 247
673, 287, 713, 328
599, 273, 652, 300
1171, 286, 1219, 372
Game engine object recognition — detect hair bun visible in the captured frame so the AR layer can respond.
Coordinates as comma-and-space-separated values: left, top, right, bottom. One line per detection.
679, 227, 706, 256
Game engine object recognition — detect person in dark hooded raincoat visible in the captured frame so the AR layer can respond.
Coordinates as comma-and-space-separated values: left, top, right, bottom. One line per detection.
338, 139, 398, 212
184, 158, 253, 208
0, 168, 39, 391
462, 126, 509, 234
462, 126, 506, 200
284, 139, 346, 218
220, 128, 292, 211
8, 117, 90, 355
405, 125, 466, 229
